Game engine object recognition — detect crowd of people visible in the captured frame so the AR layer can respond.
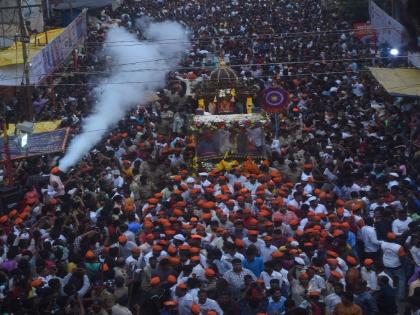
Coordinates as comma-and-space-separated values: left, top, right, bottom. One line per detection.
1, 0, 420, 314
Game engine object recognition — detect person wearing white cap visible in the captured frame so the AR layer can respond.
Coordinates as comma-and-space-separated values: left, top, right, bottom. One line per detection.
387, 172, 400, 190
173, 234, 186, 243
198, 173, 212, 188
307, 197, 327, 215
112, 169, 124, 189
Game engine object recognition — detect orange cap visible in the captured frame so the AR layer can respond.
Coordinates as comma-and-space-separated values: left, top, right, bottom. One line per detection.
164, 300, 178, 307
205, 268, 216, 277
31, 278, 43, 287
289, 219, 299, 226
387, 232, 396, 240
169, 257, 181, 266
101, 263, 109, 272
177, 283, 187, 290
271, 251, 284, 258
118, 235, 128, 244
330, 271, 342, 279
248, 230, 259, 236
85, 250, 95, 259
308, 291, 321, 297
191, 304, 201, 315
327, 258, 338, 265
14, 218, 23, 225
363, 258, 374, 266
150, 276, 161, 286
346, 256, 357, 266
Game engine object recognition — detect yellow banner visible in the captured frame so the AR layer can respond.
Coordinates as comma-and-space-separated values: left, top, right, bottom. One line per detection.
0, 29, 64, 68
2, 120, 62, 136
369, 67, 420, 97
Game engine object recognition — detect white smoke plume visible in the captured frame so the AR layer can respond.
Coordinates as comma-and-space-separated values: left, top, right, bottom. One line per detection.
59, 20, 190, 172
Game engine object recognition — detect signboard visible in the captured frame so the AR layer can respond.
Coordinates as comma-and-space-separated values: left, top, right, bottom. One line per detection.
30, 10, 87, 84
0, 128, 69, 161
261, 87, 290, 113
369, 0, 406, 47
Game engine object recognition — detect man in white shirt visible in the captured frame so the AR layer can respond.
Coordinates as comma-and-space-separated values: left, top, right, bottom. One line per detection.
50, 167, 65, 196
196, 290, 223, 315
259, 236, 278, 262
392, 209, 412, 237
172, 283, 194, 315
381, 232, 407, 300
111, 298, 133, 315
260, 261, 287, 290
360, 218, 381, 260
223, 258, 256, 298
112, 170, 124, 189
325, 282, 343, 315
307, 267, 326, 293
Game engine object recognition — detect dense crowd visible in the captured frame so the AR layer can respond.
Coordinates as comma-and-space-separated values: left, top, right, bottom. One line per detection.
1, 0, 420, 315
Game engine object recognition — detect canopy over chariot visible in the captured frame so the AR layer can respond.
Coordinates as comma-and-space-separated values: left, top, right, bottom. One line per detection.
191, 59, 269, 161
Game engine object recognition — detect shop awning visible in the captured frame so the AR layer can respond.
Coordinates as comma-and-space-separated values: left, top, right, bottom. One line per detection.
369, 67, 420, 97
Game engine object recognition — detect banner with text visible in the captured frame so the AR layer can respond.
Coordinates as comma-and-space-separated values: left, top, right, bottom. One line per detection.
30, 9, 87, 85
369, 0, 406, 47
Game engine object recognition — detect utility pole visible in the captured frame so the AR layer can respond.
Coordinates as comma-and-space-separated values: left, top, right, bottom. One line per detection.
1, 103, 13, 186
17, 0, 33, 122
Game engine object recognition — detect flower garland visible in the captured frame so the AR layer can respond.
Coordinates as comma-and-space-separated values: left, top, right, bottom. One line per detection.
191, 113, 270, 133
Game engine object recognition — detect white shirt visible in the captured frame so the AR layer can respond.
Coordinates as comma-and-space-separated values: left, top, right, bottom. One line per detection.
192, 263, 206, 281
173, 292, 194, 315
392, 218, 412, 236
360, 226, 381, 253
381, 241, 403, 268
325, 293, 341, 315
260, 270, 286, 289
410, 246, 420, 266
308, 275, 326, 292
361, 267, 378, 290
197, 298, 224, 315
113, 176, 124, 188
260, 244, 278, 262
313, 203, 328, 215
125, 254, 143, 272
111, 304, 132, 315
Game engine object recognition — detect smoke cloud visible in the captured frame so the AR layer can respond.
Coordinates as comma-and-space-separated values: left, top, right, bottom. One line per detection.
59, 20, 190, 172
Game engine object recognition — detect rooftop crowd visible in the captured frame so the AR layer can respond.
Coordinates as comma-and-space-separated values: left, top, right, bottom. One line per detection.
1, 0, 420, 315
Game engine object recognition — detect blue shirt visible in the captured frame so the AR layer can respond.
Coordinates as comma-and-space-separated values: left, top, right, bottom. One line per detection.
267, 296, 286, 315
242, 256, 264, 277
347, 231, 356, 247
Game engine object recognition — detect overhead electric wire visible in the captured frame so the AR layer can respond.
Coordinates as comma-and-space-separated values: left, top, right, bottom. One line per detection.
0, 55, 407, 83
81, 26, 390, 47
0, 69, 381, 87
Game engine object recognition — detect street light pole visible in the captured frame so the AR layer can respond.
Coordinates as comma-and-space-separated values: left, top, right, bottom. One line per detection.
17, 0, 33, 122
